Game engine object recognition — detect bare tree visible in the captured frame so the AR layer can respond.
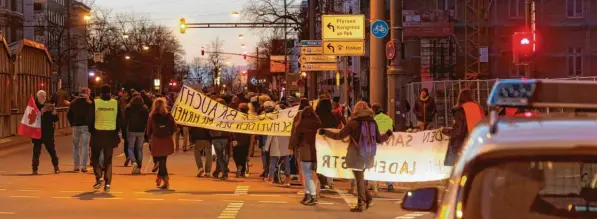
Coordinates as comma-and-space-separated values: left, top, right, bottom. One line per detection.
207, 37, 229, 86
242, 0, 304, 35
186, 56, 210, 85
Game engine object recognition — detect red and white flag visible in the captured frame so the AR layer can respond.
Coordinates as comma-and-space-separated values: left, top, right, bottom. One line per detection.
18, 96, 42, 139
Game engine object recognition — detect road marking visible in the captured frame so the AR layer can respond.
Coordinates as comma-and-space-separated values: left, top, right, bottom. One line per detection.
117, 153, 126, 157
215, 194, 240, 196
137, 198, 164, 201
0, 212, 15, 215
52, 197, 75, 199
258, 201, 287, 204
376, 198, 402, 201
218, 201, 243, 219
0, 189, 6, 191
109, 191, 123, 194
395, 212, 427, 219
234, 185, 249, 195
334, 188, 357, 208
17, 189, 37, 192
97, 197, 124, 200
249, 194, 279, 197
10, 196, 39, 198
60, 191, 84, 193
318, 202, 335, 205
395, 217, 415, 219
178, 199, 203, 202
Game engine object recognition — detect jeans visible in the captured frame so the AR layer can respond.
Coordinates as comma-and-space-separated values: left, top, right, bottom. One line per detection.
175, 127, 189, 149
212, 139, 229, 175
127, 132, 145, 167
32, 139, 59, 171
269, 156, 290, 178
121, 124, 129, 159
194, 140, 212, 173
259, 136, 268, 174
155, 156, 169, 178
301, 161, 316, 195
72, 126, 90, 169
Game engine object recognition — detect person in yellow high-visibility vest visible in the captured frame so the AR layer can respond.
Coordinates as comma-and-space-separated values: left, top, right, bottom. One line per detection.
88, 84, 123, 192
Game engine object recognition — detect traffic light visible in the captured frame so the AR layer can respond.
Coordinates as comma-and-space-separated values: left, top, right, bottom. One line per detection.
243, 54, 247, 60
512, 31, 535, 65
179, 18, 186, 34
201, 47, 204, 56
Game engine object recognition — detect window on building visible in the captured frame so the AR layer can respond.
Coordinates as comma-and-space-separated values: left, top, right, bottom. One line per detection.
437, 0, 456, 10
567, 0, 583, 18
567, 48, 583, 76
509, 0, 525, 18
0, 0, 5, 8
34, 2, 42, 11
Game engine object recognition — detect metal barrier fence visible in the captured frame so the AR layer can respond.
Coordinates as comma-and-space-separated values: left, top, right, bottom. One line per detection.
405, 76, 597, 128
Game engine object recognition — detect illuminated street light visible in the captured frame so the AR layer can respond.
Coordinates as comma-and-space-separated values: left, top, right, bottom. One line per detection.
95, 76, 101, 82
125, 55, 131, 60
243, 51, 248, 54
301, 72, 307, 78
143, 45, 150, 50
238, 34, 244, 39
89, 72, 95, 77
83, 14, 92, 21
231, 11, 240, 18
123, 34, 129, 39
241, 44, 246, 48
225, 61, 231, 66
154, 79, 161, 86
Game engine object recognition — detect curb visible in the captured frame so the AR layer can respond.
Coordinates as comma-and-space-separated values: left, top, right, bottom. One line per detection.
0, 128, 72, 150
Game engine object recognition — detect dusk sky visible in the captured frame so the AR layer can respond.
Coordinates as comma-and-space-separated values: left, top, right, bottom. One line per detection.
96, 0, 270, 66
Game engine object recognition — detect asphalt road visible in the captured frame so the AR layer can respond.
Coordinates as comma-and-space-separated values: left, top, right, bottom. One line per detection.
0, 134, 434, 219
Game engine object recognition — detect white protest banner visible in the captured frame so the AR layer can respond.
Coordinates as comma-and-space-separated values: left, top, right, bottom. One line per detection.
316, 129, 452, 182
172, 85, 299, 136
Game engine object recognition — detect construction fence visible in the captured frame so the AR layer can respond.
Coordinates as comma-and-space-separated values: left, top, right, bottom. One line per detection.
405, 76, 597, 129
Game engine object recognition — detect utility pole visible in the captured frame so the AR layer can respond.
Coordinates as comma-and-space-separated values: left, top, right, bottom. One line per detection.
370, 0, 385, 108
388, 0, 406, 131
525, 0, 535, 77
66, 0, 72, 93
307, 0, 317, 100
283, 0, 290, 102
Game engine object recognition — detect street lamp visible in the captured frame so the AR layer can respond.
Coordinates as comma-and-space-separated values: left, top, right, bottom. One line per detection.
125, 55, 131, 60
83, 14, 92, 21
89, 72, 95, 77
123, 34, 129, 39
241, 44, 246, 48
95, 76, 101, 82
238, 34, 244, 39
143, 45, 150, 51
231, 11, 240, 18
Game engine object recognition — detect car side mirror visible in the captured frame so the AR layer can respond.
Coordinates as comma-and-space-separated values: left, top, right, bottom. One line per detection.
401, 187, 438, 212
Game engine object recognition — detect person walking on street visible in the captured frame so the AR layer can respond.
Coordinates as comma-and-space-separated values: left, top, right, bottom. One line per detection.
233, 103, 253, 178
124, 95, 149, 174
146, 98, 176, 189
289, 105, 322, 206
265, 104, 292, 186
319, 101, 393, 212
443, 89, 485, 166
119, 91, 132, 167
371, 103, 395, 192
211, 98, 232, 180
32, 90, 60, 175
89, 85, 123, 192
67, 88, 92, 172
414, 88, 436, 130
190, 127, 212, 177
174, 125, 189, 152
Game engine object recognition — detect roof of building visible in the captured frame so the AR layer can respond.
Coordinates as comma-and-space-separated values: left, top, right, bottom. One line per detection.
9, 39, 52, 63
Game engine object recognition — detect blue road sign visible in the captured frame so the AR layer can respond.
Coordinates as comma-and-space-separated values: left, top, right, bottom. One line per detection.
371, 20, 389, 39
251, 77, 257, 85
300, 40, 322, 47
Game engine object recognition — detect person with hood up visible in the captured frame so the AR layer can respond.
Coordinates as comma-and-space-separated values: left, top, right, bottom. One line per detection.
319, 101, 393, 212
443, 89, 485, 166
32, 90, 61, 175
88, 85, 123, 192
124, 95, 149, 174
289, 104, 323, 206
67, 88, 92, 172
414, 88, 436, 130
146, 98, 176, 189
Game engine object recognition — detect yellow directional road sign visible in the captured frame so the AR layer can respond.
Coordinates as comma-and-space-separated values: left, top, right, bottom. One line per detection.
299, 55, 337, 63
300, 63, 338, 71
301, 47, 323, 55
323, 41, 365, 56
322, 15, 366, 40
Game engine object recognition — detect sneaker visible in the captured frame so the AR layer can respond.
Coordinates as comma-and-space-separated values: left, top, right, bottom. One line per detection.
104, 185, 111, 192
32, 170, 38, 175
73, 167, 80, 172
387, 184, 394, 192
81, 168, 88, 173
124, 158, 130, 167
196, 169, 205, 177
220, 175, 228, 180
54, 167, 60, 174
93, 180, 102, 189
212, 171, 220, 179
205, 173, 211, 178
303, 195, 318, 206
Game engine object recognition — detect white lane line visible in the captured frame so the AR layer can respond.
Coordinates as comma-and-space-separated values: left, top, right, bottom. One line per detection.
97, 197, 124, 200
249, 194, 279, 197
16, 189, 37, 192
178, 199, 203, 202
215, 194, 240, 196
52, 197, 75, 199
0, 212, 16, 215
109, 191, 124, 194
116, 153, 126, 157
334, 188, 357, 208
10, 196, 39, 198
218, 201, 243, 219
258, 201, 287, 204
395, 217, 415, 219
0, 189, 6, 191
60, 191, 84, 193
318, 202, 335, 205
137, 198, 164, 201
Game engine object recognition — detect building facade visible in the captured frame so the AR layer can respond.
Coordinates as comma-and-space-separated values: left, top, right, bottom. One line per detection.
0, 0, 24, 44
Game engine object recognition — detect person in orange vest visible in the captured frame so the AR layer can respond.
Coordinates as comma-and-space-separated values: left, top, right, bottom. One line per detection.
443, 89, 486, 166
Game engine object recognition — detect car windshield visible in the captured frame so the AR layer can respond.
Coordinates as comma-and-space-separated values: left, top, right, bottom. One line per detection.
465, 160, 597, 219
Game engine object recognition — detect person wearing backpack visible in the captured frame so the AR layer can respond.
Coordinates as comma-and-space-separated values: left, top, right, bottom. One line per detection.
319, 101, 393, 212
146, 98, 176, 189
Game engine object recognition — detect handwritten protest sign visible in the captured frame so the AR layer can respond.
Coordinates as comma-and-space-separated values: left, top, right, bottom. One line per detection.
316, 129, 452, 182
172, 86, 299, 136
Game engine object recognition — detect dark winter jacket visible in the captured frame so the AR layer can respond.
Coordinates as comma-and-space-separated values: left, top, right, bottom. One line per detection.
323, 108, 389, 169
35, 99, 59, 141
67, 95, 92, 126
190, 127, 211, 142
124, 96, 150, 133
414, 95, 436, 123
315, 99, 340, 129
289, 106, 322, 162
88, 94, 124, 149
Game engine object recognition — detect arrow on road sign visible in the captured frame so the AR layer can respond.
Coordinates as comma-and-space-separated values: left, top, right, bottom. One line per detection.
327, 23, 335, 32
327, 43, 335, 53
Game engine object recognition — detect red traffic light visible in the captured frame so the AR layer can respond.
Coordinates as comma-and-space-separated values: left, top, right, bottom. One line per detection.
520, 38, 530, 45
512, 31, 535, 65
243, 54, 247, 60
201, 47, 204, 56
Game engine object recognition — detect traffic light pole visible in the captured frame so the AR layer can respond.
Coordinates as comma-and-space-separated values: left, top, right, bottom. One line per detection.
388, 0, 406, 131
525, 0, 535, 77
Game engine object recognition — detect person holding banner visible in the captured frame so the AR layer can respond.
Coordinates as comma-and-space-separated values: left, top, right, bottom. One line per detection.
315, 98, 340, 189
211, 98, 233, 180
233, 103, 253, 178
289, 105, 323, 206
372, 103, 395, 192
319, 101, 393, 212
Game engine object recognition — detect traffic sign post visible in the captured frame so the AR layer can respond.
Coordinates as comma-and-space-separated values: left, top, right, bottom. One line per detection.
301, 63, 338, 71
371, 20, 389, 38
322, 15, 366, 40
386, 41, 396, 60
323, 41, 365, 56
299, 55, 337, 63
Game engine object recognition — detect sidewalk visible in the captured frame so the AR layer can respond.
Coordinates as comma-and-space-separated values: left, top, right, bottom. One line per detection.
0, 128, 72, 150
